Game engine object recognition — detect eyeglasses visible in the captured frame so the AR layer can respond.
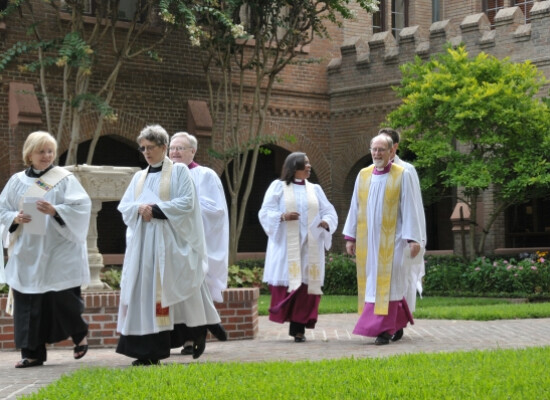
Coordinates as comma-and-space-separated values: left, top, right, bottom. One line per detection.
370, 147, 388, 153
169, 146, 190, 152
138, 145, 159, 153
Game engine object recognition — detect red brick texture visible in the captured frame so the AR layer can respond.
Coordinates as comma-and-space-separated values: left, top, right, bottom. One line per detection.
0, 288, 259, 350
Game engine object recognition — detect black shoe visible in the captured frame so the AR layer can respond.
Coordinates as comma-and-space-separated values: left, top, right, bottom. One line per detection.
73, 344, 88, 360
208, 323, 228, 341
15, 358, 44, 369
294, 335, 306, 343
181, 345, 194, 355
131, 359, 160, 366
193, 336, 206, 359
391, 329, 404, 342
375, 332, 392, 345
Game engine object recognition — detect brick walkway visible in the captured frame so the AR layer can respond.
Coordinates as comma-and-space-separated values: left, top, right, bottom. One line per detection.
1, 314, 550, 399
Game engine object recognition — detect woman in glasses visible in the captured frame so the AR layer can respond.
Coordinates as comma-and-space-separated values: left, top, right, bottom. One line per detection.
116, 124, 217, 366
0, 131, 91, 368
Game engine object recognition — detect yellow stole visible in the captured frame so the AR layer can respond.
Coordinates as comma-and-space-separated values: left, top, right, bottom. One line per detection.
134, 157, 173, 327
356, 164, 404, 315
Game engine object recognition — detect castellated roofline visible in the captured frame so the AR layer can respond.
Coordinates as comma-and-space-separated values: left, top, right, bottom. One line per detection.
328, 1, 550, 75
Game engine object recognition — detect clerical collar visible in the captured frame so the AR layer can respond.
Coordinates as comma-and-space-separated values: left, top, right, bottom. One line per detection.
373, 162, 392, 175
188, 161, 199, 170
26, 164, 54, 178
148, 161, 163, 173
293, 178, 305, 185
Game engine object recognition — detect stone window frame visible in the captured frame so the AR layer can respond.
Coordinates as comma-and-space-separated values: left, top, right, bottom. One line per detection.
373, 0, 387, 33
60, 0, 150, 25
391, 0, 409, 37
234, 4, 310, 54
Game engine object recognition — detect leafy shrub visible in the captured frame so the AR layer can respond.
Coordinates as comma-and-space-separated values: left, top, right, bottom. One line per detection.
235, 258, 265, 270
423, 255, 469, 293
424, 251, 550, 298
100, 266, 122, 289
227, 264, 268, 293
323, 253, 357, 295
463, 252, 550, 296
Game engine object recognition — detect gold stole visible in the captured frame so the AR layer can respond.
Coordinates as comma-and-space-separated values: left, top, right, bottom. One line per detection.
356, 164, 403, 315
5, 166, 72, 316
283, 181, 322, 295
134, 157, 173, 327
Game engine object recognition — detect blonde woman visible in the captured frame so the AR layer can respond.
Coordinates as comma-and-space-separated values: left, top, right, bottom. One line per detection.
0, 131, 91, 368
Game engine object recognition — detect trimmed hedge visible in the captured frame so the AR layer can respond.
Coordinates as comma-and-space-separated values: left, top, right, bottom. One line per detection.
94, 251, 550, 300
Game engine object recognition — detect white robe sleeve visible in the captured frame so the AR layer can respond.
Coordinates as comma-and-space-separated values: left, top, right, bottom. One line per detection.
191, 167, 229, 302
342, 174, 361, 240
258, 180, 285, 238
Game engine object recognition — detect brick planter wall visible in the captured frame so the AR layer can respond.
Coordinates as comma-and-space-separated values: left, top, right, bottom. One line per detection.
0, 287, 259, 350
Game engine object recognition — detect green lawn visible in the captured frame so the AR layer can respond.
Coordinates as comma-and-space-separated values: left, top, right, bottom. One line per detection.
23, 347, 550, 399
259, 294, 550, 320
20, 295, 550, 399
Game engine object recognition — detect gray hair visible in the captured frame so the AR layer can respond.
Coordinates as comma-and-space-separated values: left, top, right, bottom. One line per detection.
370, 133, 393, 150
171, 131, 198, 150
137, 124, 169, 146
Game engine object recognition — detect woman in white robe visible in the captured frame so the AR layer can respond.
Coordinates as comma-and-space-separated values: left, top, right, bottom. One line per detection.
0, 131, 91, 368
259, 152, 337, 342
116, 125, 220, 366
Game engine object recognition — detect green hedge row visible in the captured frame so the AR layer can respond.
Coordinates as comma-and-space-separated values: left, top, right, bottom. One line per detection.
234, 251, 550, 299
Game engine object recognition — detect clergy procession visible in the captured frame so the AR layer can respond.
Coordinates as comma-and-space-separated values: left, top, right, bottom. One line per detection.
0, 125, 425, 368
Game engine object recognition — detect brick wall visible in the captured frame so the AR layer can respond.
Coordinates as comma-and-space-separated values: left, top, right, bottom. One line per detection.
0, 288, 259, 350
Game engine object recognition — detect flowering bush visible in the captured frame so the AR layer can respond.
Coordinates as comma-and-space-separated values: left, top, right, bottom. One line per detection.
424, 252, 550, 298
464, 252, 550, 295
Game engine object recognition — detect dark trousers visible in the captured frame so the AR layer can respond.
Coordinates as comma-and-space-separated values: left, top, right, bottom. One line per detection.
13, 287, 88, 361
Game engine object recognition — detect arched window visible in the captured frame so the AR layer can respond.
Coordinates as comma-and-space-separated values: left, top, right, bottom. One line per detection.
482, 0, 505, 28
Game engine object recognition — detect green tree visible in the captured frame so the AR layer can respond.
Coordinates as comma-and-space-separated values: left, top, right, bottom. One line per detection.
169, 0, 379, 263
386, 45, 550, 259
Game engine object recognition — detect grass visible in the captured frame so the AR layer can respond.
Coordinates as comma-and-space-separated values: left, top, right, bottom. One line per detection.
23, 346, 550, 399
259, 294, 550, 320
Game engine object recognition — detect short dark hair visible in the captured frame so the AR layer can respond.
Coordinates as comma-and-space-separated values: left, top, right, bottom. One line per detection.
280, 152, 307, 185
379, 128, 400, 144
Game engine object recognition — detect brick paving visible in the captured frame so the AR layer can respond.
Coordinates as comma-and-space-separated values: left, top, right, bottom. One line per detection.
1, 314, 550, 399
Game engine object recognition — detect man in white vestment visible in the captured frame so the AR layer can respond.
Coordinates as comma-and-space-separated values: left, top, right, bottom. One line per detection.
379, 128, 426, 316
169, 131, 229, 355
343, 134, 424, 345
116, 125, 221, 365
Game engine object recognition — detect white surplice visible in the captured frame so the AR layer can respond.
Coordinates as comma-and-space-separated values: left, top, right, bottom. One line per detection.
189, 165, 229, 303
259, 180, 338, 288
117, 163, 219, 336
343, 167, 424, 310
0, 171, 91, 292
393, 155, 427, 310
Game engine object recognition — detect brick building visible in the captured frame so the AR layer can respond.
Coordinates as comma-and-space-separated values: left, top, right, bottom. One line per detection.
1, 1, 549, 257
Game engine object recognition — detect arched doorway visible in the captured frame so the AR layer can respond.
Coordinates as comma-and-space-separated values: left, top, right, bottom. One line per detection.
222, 146, 319, 252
